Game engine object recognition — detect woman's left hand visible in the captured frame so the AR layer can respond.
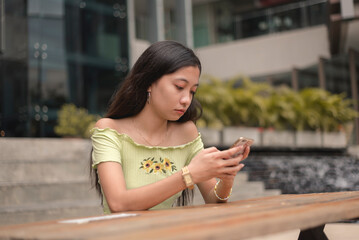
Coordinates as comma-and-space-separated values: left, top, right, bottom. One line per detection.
242, 146, 250, 160
196, 146, 251, 204
220, 146, 251, 184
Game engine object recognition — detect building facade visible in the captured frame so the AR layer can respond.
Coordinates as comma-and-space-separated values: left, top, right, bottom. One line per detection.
1, 0, 359, 139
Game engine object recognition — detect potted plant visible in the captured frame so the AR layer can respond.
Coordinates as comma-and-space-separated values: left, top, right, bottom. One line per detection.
258, 85, 296, 148
196, 76, 265, 147
196, 75, 358, 149
301, 88, 358, 148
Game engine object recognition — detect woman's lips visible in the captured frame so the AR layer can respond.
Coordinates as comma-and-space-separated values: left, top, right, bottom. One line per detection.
175, 109, 185, 114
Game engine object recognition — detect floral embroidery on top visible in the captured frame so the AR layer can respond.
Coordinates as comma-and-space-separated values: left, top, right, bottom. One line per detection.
139, 157, 177, 174
140, 158, 155, 173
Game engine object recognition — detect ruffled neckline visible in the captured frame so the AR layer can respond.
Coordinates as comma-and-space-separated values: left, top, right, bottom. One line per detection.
90, 127, 202, 150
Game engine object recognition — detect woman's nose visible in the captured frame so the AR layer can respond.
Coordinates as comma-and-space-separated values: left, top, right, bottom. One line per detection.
180, 93, 192, 105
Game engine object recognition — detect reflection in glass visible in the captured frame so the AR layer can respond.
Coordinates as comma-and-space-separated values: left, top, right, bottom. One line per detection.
1, 0, 128, 137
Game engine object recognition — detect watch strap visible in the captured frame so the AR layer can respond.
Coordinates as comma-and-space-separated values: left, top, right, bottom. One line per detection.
182, 166, 194, 190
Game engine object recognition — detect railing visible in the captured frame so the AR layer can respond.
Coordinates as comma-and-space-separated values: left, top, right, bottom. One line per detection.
233, 0, 327, 40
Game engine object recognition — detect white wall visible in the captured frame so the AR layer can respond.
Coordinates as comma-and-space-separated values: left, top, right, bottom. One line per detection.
195, 25, 331, 79
130, 39, 151, 67
345, 20, 359, 52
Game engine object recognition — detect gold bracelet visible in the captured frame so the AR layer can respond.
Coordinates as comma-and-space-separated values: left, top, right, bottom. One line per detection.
214, 179, 232, 201
182, 166, 194, 190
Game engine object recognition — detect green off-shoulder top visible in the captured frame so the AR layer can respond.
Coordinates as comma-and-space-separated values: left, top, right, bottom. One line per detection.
90, 127, 204, 214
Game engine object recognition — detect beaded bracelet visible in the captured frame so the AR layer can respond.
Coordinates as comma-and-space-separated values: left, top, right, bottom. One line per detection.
214, 179, 232, 201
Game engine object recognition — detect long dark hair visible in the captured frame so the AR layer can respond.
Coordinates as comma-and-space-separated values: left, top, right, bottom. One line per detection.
90, 40, 202, 207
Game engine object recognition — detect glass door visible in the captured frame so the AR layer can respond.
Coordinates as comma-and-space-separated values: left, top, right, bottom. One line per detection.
0, 0, 29, 137
1, 0, 128, 137
27, 0, 129, 137
27, 0, 68, 137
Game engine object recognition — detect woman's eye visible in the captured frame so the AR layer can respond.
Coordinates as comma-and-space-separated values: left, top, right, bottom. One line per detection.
191, 91, 196, 95
176, 85, 184, 90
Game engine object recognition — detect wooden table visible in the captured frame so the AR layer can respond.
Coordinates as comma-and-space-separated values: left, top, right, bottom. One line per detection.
1, 191, 359, 240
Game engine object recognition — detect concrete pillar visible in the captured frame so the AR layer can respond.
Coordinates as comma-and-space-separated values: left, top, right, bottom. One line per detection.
291, 67, 298, 91
127, 0, 135, 67
349, 49, 359, 144
175, 0, 193, 48
318, 57, 326, 89
0, 0, 5, 54
148, 0, 165, 43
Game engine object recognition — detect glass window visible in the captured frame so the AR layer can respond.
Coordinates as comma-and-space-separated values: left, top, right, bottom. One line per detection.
240, 11, 269, 39
135, 0, 149, 41
307, 2, 327, 26
193, 4, 210, 48
192, 0, 327, 46
297, 67, 320, 90
0, 0, 28, 137
1, 0, 128, 137
271, 6, 303, 33
325, 56, 352, 97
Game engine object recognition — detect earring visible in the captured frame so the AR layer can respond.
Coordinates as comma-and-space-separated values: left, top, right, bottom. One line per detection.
147, 92, 151, 104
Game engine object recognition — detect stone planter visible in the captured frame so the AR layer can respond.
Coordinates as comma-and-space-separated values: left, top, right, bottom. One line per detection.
198, 128, 221, 147
322, 131, 347, 148
222, 127, 261, 147
295, 131, 322, 148
262, 129, 295, 148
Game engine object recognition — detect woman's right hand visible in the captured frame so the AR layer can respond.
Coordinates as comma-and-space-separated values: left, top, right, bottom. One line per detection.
187, 146, 245, 184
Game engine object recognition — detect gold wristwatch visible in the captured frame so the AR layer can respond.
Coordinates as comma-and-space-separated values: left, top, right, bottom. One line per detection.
182, 166, 194, 190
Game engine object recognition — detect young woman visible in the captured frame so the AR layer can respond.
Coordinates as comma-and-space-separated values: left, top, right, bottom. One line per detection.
90, 40, 250, 214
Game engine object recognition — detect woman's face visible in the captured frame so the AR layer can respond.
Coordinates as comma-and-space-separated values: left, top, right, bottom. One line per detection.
148, 66, 200, 121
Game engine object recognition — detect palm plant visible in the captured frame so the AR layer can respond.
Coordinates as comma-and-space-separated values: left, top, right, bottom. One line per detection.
299, 88, 358, 132
196, 76, 358, 132
230, 77, 271, 127
54, 103, 100, 138
265, 87, 299, 130
196, 75, 233, 128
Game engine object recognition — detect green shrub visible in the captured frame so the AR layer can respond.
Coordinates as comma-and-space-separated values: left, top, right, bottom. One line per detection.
54, 104, 100, 138
196, 76, 358, 132
298, 88, 358, 132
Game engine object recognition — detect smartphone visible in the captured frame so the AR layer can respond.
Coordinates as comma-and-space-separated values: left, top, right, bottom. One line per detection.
230, 137, 254, 157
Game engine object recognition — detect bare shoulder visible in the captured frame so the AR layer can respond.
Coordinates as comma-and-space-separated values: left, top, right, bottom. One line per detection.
170, 121, 199, 143
96, 117, 131, 131
95, 118, 117, 129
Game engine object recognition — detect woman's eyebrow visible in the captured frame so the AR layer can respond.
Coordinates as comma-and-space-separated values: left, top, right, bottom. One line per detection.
175, 78, 199, 87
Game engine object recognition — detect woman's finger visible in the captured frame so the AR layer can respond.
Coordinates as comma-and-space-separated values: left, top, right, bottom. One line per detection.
202, 146, 219, 154
217, 164, 246, 184
232, 154, 244, 163
220, 157, 241, 167
238, 163, 245, 171
218, 174, 235, 181
219, 163, 244, 175
242, 146, 250, 159
212, 146, 244, 159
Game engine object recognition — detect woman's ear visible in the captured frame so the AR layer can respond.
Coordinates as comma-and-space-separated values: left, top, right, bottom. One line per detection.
147, 86, 152, 93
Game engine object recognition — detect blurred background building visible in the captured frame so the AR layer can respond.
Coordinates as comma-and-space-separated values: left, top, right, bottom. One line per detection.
1, 0, 359, 138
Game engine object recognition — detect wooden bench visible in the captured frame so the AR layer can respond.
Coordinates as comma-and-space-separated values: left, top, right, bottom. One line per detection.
0, 191, 358, 240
